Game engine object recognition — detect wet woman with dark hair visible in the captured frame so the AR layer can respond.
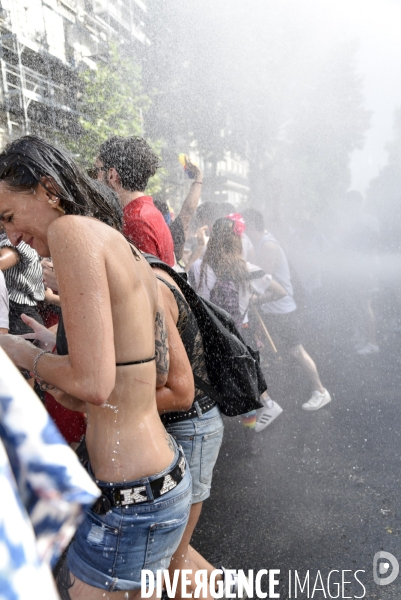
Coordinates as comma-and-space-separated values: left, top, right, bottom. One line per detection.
0, 136, 191, 599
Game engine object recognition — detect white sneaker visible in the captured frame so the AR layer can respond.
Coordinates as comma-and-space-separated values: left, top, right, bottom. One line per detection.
302, 389, 331, 411
220, 567, 249, 599
357, 343, 379, 355
255, 398, 283, 432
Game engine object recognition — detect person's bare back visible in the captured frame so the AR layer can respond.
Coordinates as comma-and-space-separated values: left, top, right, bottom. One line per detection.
49, 215, 174, 483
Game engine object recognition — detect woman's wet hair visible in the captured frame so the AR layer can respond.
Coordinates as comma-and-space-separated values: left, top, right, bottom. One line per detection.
0, 135, 123, 232
90, 180, 123, 230
200, 217, 248, 290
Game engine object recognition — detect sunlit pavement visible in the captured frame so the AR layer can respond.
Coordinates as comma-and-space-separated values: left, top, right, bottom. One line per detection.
192, 310, 401, 598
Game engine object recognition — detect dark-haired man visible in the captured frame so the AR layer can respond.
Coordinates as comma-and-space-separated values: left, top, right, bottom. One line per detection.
242, 208, 331, 411
96, 136, 175, 266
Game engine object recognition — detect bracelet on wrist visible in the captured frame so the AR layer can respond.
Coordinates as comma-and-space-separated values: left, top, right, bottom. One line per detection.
33, 350, 55, 391
192, 181, 202, 185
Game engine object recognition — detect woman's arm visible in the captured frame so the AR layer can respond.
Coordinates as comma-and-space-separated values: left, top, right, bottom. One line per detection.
155, 280, 194, 413
44, 287, 61, 307
176, 160, 203, 235
252, 279, 288, 305
155, 282, 170, 388
47, 387, 87, 413
184, 226, 208, 272
17, 314, 84, 411
0, 247, 19, 271
41, 258, 59, 293
0, 217, 117, 405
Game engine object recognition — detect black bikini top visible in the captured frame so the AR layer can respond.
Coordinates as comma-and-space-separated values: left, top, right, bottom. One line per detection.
56, 313, 156, 365
116, 355, 156, 366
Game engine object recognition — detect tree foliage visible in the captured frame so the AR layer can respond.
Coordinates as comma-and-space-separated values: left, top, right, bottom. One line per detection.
367, 109, 401, 250
64, 43, 163, 194
145, 0, 370, 219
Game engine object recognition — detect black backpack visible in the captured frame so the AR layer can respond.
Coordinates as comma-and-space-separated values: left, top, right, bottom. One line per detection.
144, 254, 266, 416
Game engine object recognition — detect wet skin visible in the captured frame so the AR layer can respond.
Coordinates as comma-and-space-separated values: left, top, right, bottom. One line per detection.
0, 180, 174, 482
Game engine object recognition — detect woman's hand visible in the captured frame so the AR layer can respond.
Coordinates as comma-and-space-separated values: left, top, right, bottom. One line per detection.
19, 314, 56, 351
196, 225, 209, 248
0, 334, 33, 367
185, 156, 202, 182
41, 258, 58, 292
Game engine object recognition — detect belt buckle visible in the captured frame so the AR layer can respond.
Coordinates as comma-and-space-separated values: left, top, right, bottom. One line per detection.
119, 485, 148, 506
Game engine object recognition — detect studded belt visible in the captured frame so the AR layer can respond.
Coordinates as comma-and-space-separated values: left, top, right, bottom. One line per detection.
92, 450, 186, 514
160, 397, 217, 426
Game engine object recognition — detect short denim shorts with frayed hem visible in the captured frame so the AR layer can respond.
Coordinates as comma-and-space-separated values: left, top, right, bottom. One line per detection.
67, 439, 192, 591
166, 403, 224, 504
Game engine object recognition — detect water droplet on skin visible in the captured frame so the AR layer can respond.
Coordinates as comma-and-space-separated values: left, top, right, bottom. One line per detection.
102, 402, 118, 410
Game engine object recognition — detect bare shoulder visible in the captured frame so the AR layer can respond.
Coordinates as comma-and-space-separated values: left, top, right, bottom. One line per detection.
48, 214, 104, 241
48, 215, 121, 257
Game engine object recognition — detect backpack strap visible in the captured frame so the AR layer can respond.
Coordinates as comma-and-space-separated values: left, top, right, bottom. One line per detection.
155, 275, 176, 292
193, 374, 222, 404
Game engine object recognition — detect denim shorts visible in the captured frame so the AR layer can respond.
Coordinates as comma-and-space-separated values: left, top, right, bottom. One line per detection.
166, 403, 224, 504
67, 440, 192, 591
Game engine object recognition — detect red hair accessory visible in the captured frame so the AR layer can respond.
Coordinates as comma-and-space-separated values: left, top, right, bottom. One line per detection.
226, 213, 246, 237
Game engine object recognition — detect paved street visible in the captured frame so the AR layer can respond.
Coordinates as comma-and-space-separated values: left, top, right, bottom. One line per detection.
192, 301, 401, 598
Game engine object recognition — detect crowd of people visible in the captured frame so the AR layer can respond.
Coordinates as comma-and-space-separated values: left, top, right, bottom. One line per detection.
0, 134, 336, 599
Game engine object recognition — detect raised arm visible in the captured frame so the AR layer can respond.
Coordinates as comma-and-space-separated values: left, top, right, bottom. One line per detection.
176, 159, 203, 235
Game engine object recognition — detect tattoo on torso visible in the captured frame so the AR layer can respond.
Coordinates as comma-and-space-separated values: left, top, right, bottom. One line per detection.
155, 309, 169, 382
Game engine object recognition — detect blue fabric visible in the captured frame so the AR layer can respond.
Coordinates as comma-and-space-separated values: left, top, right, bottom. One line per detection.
166, 404, 224, 503
67, 438, 192, 591
0, 349, 100, 599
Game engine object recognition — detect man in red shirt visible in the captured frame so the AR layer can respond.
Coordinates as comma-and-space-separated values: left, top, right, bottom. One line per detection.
95, 136, 175, 266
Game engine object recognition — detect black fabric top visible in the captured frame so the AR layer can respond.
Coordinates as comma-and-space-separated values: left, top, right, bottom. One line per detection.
156, 275, 211, 403
169, 216, 185, 261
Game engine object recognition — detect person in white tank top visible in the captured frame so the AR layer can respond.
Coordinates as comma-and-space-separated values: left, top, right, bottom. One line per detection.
242, 209, 331, 412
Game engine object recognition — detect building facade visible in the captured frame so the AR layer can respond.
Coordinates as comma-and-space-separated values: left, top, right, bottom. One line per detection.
0, 0, 148, 146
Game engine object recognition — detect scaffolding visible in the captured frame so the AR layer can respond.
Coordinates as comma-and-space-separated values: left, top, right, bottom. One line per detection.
92, 0, 149, 44
0, 0, 148, 144
0, 3, 80, 142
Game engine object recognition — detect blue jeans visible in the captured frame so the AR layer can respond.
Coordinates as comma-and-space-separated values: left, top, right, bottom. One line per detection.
166, 404, 224, 503
67, 440, 192, 591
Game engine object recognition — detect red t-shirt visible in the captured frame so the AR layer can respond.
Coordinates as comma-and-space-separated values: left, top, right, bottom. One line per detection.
123, 196, 175, 266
